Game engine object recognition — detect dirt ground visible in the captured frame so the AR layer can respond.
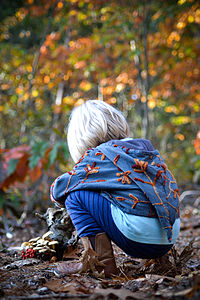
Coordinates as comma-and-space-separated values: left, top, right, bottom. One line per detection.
0, 196, 200, 300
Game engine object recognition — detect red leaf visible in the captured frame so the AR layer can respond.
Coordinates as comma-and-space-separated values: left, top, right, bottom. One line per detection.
0, 145, 30, 190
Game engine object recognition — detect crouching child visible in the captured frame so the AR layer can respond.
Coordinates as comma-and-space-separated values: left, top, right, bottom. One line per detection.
50, 100, 180, 278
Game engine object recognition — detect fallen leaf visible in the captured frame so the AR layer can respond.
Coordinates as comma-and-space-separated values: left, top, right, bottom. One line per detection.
124, 278, 146, 292
145, 274, 179, 282
44, 278, 92, 294
176, 240, 195, 269
94, 287, 145, 299
63, 246, 80, 259
4, 258, 39, 269
45, 280, 77, 293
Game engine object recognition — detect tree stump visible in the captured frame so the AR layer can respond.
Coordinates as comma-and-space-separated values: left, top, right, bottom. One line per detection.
35, 208, 78, 260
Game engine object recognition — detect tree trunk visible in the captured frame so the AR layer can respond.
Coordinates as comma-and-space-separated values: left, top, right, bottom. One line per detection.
20, 1, 58, 142
142, 0, 151, 139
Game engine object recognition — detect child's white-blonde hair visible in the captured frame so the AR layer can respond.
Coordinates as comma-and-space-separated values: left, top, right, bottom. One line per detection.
67, 100, 130, 162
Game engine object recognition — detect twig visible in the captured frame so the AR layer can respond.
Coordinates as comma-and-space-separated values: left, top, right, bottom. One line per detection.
119, 266, 129, 281
180, 190, 200, 202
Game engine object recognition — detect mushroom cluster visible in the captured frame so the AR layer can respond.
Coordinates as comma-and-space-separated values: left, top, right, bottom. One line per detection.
21, 231, 59, 258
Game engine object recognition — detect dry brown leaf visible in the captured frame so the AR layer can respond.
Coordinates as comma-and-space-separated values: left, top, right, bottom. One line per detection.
94, 287, 143, 299
44, 279, 91, 294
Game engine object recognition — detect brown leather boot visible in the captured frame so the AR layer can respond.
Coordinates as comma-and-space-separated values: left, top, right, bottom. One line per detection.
94, 232, 118, 277
54, 233, 118, 278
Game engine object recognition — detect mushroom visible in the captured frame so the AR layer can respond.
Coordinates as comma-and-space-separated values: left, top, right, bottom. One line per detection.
21, 231, 60, 258
42, 231, 54, 240
48, 240, 59, 250
36, 238, 47, 245
33, 246, 44, 251
38, 248, 49, 253
28, 237, 41, 243
21, 242, 31, 250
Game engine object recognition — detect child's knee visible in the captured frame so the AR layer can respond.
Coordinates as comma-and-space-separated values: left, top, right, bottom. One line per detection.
65, 191, 84, 210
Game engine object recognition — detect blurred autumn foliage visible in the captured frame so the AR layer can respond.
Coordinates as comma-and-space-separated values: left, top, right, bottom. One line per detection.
0, 0, 200, 217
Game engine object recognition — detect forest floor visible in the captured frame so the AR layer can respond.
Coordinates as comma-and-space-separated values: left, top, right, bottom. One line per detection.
0, 194, 200, 300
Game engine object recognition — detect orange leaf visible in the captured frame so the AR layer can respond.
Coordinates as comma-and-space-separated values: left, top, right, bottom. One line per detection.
29, 163, 42, 183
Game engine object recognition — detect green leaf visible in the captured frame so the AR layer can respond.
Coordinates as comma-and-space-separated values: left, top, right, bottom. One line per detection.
194, 159, 200, 169
29, 141, 49, 169
29, 155, 40, 170
48, 141, 69, 166
49, 144, 59, 166
8, 158, 19, 176
60, 143, 69, 158
52, 127, 62, 136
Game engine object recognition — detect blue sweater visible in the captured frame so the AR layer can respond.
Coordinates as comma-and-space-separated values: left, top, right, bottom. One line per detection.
50, 139, 180, 242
